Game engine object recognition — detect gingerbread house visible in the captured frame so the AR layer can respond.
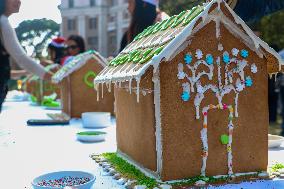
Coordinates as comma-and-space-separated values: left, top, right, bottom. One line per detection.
52, 50, 114, 118
23, 65, 61, 103
94, 0, 284, 182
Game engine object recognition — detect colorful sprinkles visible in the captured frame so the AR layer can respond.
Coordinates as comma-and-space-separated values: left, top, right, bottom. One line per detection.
36, 176, 91, 187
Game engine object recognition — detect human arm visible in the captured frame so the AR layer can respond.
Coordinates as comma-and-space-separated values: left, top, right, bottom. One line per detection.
10, 69, 28, 79
0, 16, 48, 79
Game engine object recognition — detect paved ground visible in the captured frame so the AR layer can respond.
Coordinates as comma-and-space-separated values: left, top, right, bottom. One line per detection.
0, 101, 284, 189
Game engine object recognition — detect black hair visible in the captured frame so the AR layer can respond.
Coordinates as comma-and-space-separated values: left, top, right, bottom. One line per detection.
128, 0, 157, 43
67, 35, 86, 53
0, 0, 5, 16
48, 44, 66, 64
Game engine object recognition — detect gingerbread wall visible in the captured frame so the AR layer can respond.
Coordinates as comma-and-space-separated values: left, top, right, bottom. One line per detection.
159, 21, 268, 181
61, 76, 71, 116
68, 59, 114, 118
115, 69, 157, 172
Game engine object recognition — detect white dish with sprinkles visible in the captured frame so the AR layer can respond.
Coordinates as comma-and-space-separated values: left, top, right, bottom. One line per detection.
32, 170, 95, 189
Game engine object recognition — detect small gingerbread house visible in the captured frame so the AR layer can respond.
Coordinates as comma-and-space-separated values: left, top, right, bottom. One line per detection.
52, 50, 114, 118
23, 65, 61, 103
95, 0, 284, 182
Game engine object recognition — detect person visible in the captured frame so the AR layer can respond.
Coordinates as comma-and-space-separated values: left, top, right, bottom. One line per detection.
66, 34, 86, 56
278, 49, 284, 136
120, 0, 158, 51
0, 0, 53, 112
227, 0, 284, 23
41, 37, 67, 66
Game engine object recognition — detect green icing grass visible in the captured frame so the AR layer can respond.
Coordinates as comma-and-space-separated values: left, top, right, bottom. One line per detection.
98, 153, 238, 189
172, 175, 228, 187
101, 153, 158, 188
77, 131, 106, 136
270, 163, 284, 173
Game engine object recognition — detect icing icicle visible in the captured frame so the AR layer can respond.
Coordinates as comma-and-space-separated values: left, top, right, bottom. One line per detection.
136, 78, 141, 103
96, 83, 100, 101
129, 79, 133, 94
101, 82, 104, 99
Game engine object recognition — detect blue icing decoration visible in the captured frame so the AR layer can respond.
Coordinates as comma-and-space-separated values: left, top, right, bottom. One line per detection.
206, 54, 214, 65
181, 91, 190, 101
241, 49, 249, 58
184, 54, 192, 64
223, 54, 230, 64
245, 77, 253, 87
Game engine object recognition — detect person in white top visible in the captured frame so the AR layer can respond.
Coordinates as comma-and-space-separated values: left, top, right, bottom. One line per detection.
0, 0, 53, 112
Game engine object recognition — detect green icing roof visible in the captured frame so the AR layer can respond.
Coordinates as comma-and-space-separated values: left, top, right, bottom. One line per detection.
109, 5, 205, 67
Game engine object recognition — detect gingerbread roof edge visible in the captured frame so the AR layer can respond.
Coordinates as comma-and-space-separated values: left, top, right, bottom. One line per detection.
52, 50, 108, 84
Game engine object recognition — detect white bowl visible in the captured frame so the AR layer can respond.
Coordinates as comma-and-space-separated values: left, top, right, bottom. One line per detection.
32, 171, 95, 189
268, 134, 284, 148
81, 112, 111, 128
76, 131, 106, 142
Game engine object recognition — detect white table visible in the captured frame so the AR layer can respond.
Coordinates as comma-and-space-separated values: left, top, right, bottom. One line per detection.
0, 101, 284, 189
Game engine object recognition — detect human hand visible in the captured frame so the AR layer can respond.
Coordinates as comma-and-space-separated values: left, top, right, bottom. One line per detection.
40, 59, 54, 67
43, 71, 53, 81
48, 64, 61, 74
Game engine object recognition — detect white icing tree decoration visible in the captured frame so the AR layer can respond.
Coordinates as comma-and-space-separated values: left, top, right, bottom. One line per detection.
177, 48, 258, 177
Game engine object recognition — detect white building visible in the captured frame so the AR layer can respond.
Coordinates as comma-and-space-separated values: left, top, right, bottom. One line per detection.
59, 0, 130, 57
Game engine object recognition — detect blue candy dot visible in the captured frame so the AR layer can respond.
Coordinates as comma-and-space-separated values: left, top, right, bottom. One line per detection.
181, 91, 190, 101
184, 54, 192, 64
245, 77, 253, 87
241, 49, 249, 58
223, 54, 230, 64
206, 54, 214, 65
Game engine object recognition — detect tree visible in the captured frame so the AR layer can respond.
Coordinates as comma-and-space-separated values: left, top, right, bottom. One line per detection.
178, 48, 257, 176
160, 0, 205, 16
260, 11, 284, 50
15, 18, 60, 58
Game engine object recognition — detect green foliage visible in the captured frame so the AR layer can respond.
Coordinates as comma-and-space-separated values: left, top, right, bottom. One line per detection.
101, 153, 158, 188
15, 19, 60, 58
260, 11, 284, 50
160, 0, 205, 16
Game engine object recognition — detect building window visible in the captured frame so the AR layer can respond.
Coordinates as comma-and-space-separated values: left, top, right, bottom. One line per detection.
107, 0, 117, 6
89, 17, 98, 30
88, 36, 98, 49
67, 19, 76, 31
69, 0, 74, 8
108, 31, 117, 56
108, 14, 116, 23
90, 0, 96, 6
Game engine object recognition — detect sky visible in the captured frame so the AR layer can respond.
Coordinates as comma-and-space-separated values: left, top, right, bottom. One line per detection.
9, 0, 62, 28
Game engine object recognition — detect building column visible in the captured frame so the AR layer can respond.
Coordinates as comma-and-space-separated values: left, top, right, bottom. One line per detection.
78, 15, 86, 39
98, 5, 108, 57
116, 3, 124, 54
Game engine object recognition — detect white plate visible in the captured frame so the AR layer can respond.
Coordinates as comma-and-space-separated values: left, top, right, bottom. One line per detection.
81, 112, 111, 128
76, 133, 106, 142
268, 134, 284, 148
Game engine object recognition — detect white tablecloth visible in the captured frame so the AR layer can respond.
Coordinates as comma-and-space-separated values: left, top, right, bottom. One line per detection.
0, 101, 284, 189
